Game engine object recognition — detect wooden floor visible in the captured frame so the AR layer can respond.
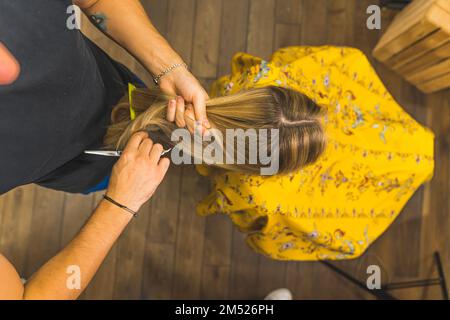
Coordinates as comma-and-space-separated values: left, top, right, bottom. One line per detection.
1, 0, 449, 300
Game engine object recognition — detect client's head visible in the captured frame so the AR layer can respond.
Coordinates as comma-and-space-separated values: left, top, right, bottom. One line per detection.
105, 85, 327, 175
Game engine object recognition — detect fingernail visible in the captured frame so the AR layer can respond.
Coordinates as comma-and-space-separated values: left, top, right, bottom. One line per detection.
203, 119, 211, 129
170, 99, 175, 107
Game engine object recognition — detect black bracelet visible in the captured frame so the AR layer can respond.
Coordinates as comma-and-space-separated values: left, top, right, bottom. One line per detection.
103, 194, 138, 218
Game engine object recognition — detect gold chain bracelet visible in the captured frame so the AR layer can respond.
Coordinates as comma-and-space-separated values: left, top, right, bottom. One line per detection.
153, 62, 188, 85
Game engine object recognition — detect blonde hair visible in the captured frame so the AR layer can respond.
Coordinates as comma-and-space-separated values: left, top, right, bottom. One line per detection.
104, 86, 327, 175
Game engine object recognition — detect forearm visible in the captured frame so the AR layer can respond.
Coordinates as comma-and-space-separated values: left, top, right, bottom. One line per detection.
76, 0, 183, 75
23, 200, 133, 300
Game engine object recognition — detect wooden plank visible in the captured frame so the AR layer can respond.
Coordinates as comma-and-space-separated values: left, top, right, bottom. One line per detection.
147, 166, 183, 243
419, 90, 450, 299
286, 262, 310, 300
202, 214, 233, 267
256, 257, 287, 298
386, 80, 427, 293
344, 0, 357, 46
436, 0, 450, 13
247, 0, 275, 60
228, 230, 260, 299
439, 88, 450, 300
201, 214, 232, 298
112, 201, 151, 299
274, 23, 301, 49
397, 41, 450, 76
392, 190, 425, 280
326, 0, 351, 46
200, 265, 230, 299
407, 58, 450, 83
287, 260, 367, 299
141, 166, 183, 299
192, 0, 222, 78
300, 0, 328, 46
416, 71, 450, 92
374, 0, 434, 51
427, 3, 450, 34
81, 193, 117, 299
58, 193, 95, 298
387, 79, 425, 283
388, 30, 450, 70
322, 260, 371, 299
0, 185, 36, 274
141, 242, 175, 299
369, 37, 428, 297
23, 187, 65, 278
141, 0, 169, 37
83, 245, 118, 299
198, 78, 217, 97
373, 2, 450, 62
365, 8, 407, 286
218, 0, 249, 76
373, 18, 438, 62
166, 0, 197, 65
275, 0, 302, 24
354, 0, 383, 59
60, 193, 94, 247
376, 4, 450, 63
171, 166, 209, 299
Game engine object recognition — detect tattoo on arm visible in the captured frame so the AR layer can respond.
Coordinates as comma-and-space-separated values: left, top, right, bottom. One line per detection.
90, 13, 108, 32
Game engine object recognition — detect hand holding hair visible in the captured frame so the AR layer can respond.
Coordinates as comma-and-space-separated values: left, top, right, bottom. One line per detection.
159, 66, 210, 132
166, 95, 198, 134
106, 86, 326, 175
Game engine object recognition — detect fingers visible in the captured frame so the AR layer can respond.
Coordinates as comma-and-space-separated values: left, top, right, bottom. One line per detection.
192, 92, 210, 129
123, 131, 148, 154
138, 137, 153, 156
166, 99, 176, 122
167, 96, 207, 135
175, 96, 186, 128
184, 105, 196, 134
158, 157, 170, 178
149, 143, 163, 164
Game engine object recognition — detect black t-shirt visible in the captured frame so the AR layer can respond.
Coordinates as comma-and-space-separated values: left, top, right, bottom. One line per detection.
0, 1, 136, 194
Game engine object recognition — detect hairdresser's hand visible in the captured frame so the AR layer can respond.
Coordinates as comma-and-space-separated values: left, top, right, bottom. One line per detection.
166, 95, 199, 134
106, 132, 170, 212
160, 66, 210, 131
0, 43, 20, 85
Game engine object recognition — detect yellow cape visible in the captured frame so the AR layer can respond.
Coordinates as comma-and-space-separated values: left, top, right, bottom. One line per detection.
197, 46, 434, 261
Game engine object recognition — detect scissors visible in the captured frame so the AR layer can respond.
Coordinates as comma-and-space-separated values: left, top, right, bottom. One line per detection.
85, 148, 172, 157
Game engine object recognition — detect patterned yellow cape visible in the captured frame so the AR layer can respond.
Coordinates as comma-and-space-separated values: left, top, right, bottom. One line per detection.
196, 46, 434, 261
